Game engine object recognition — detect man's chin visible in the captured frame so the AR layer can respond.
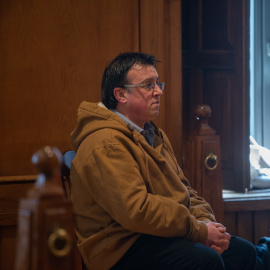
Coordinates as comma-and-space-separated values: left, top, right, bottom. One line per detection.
150, 111, 159, 120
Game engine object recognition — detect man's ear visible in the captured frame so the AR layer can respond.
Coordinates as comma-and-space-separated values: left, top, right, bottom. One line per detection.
114, 87, 127, 104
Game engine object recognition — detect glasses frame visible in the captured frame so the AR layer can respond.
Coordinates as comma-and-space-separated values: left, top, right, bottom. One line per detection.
122, 82, 165, 92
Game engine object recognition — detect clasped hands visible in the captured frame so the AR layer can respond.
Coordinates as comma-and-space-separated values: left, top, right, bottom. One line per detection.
204, 222, 231, 255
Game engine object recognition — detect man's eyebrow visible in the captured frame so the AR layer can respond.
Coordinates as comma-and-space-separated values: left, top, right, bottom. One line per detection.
141, 76, 160, 83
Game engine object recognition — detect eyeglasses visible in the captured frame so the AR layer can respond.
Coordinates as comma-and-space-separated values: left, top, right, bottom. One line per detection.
122, 82, 165, 92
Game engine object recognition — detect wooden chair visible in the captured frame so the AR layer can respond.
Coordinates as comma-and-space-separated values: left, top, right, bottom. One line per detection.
60, 150, 86, 270
61, 150, 76, 200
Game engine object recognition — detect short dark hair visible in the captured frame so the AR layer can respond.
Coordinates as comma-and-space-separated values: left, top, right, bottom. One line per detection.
101, 52, 159, 109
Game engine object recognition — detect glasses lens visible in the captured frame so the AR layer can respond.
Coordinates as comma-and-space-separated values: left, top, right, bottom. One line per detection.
145, 82, 155, 91
157, 83, 165, 91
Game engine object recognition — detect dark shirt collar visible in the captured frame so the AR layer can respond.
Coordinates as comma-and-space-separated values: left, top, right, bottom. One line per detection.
111, 109, 155, 146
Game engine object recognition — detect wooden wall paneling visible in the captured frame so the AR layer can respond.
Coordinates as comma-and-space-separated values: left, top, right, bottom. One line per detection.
224, 209, 270, 245
225, 0, 250, 192
0, 1, 184, 268
0, 0, 140, 177
139, 0, 166, 130
203, 70, 235, 188
140, 0, 183, 164
224, 196, 270, 244
253, 211, 270, 244
163, 0, 183, 166
0, 1, 140, 269
183, 140, 197, 189
181, 0, 202, 136
181, 0, 250, 192
237, 211, 253, 243
0, 179, 35, 214
0, 177, 35, 270
224, 212, 237, 237
224, 196, 270, 212
224, 211, 254, 244
0, 225, 18, 270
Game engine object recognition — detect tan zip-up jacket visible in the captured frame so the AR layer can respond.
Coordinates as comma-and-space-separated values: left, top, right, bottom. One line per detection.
70, 102, 216, 270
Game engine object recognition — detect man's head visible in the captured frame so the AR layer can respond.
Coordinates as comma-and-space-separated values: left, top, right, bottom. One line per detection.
101, 52, 164, 128
101, 52, 159, 109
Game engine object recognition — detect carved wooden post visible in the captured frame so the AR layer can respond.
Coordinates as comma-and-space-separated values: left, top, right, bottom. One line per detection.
184, 105, 224, 223
15, 146, 76, 270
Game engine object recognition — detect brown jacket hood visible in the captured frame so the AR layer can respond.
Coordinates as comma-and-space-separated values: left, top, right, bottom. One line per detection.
71, 102, 134, 151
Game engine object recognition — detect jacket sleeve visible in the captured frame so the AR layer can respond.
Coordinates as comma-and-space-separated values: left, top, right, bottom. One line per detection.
160, 130, 216, 223
76, 133, 208, 244
183, 179, 216, 223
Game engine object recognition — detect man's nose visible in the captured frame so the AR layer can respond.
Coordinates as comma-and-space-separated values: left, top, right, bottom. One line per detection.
153, 84, 163, 95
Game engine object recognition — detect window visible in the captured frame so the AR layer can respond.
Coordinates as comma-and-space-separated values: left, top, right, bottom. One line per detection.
249, 0, 270, 191
250, 0, 270, 149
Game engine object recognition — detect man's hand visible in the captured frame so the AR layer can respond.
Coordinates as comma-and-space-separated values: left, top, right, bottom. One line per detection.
204, 222, 231, 255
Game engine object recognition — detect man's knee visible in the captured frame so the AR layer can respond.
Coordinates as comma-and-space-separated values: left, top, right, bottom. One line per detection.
196, 244, 225, 270
151, 241, 224, 270
222, 236, 257, 270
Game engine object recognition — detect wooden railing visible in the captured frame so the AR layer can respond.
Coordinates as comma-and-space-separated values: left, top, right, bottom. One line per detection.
14, 147, 78, 270
183, 105, 224, 223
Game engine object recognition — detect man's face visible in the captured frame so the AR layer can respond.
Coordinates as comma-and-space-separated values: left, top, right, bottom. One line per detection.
121, 64, 163, 128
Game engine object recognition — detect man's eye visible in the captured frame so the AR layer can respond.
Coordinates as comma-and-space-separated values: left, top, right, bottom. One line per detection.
146, 82, 154, 90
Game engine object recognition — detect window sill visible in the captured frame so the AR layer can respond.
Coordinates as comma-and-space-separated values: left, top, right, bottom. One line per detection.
223, 189, 270, 212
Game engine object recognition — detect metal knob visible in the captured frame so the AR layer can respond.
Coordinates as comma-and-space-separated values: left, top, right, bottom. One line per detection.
48, 228, 72, 257
204, 152, 218, 170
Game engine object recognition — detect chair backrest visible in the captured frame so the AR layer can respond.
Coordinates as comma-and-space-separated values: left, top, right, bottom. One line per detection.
61, 150, 76, 200
60, 150, 86, 269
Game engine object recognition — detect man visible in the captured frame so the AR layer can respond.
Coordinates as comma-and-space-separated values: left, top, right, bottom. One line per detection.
70, 52, 257, 270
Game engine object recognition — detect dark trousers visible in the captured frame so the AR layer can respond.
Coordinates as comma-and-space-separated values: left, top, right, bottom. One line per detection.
111, 234, 257, 270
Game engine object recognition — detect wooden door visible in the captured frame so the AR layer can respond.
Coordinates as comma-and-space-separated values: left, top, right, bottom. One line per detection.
182, 0, 250, 192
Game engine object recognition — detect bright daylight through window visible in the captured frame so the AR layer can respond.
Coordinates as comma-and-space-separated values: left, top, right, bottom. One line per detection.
249, 0, 270, 190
